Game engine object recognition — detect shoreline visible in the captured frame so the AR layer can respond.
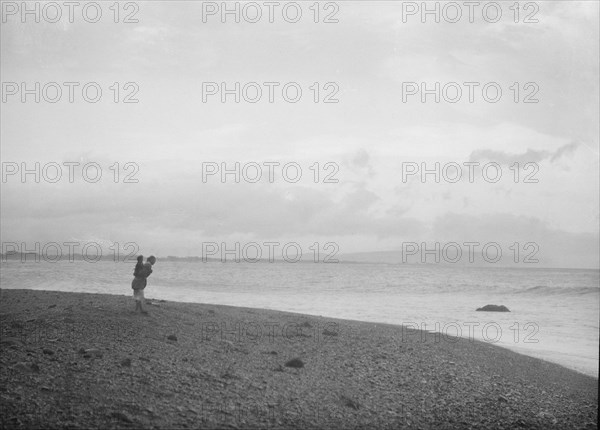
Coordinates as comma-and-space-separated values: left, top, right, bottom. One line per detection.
3, 285, 597, 378
1, 289, 598, 429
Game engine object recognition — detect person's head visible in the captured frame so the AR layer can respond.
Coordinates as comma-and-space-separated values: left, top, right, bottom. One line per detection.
147, 256, 156, 265
137, 255, 144, 263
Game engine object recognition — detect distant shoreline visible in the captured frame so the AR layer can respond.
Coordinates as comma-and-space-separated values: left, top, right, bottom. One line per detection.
2, 255, 599, 270
1, 289, 597, 429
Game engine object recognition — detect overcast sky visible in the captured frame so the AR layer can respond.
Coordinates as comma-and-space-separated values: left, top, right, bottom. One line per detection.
1, 1, 599, 268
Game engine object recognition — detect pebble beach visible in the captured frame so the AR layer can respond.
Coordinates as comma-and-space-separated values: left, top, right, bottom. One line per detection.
0, 289, 597, 429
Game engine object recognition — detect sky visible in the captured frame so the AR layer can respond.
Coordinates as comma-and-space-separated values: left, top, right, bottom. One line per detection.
1, 1, 599, 268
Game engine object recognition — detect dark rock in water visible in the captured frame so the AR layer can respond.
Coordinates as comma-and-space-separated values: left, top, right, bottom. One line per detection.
167, 334, 178, 341
476, 305, 510, 312
284, 358, 304, 368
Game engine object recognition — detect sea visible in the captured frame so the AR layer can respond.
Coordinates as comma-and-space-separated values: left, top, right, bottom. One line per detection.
1, 260, 598, 378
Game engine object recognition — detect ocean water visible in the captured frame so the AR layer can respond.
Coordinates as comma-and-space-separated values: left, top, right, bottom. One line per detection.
1, 260, 598, 377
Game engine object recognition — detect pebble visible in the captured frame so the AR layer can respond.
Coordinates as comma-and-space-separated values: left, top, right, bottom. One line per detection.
0, 338, 21, 347
284, 358, 304, 368
110, 411, 133, 423
13, 362, 40, 373
83, 348, 103, 358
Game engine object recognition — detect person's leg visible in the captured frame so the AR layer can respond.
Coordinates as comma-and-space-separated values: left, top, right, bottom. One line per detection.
140, 289, 148, 314
134, 289, 141, 312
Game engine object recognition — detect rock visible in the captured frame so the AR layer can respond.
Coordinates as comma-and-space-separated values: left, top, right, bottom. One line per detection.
1, 338, 21, 347
110, 411, 133, 423
42, 348, 55, 355
341, 395, 360, 410
476, 305, 510, 312
167, 334, 178, 341
537, 412, 557, 424
13, 363, 28, 372
284, 358, 304, 368
13, 362, 40, 373
48, 304, 56, 308
84, 348, 103, 358
120, 358, 132, 367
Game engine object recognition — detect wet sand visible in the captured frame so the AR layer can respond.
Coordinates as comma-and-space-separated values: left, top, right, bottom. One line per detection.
0, 289, 597, 429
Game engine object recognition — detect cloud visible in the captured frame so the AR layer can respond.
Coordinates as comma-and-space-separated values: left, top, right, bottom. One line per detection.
469, 141, 581, 165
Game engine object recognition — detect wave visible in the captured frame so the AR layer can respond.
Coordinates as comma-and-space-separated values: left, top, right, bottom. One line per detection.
518, 285, 600, 296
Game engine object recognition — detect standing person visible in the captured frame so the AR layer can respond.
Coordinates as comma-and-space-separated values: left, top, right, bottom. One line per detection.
131, 255, 156, 314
